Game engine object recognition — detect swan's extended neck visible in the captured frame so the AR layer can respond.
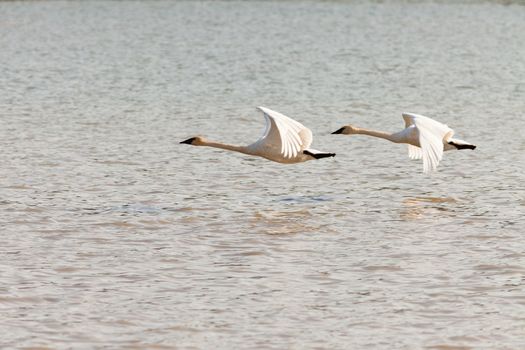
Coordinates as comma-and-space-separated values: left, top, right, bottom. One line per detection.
201, 141, 254, 155
354, 127, 401, 143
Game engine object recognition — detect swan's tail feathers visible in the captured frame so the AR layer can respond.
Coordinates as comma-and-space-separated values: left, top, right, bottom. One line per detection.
448, 140, 476, 150
303, 149, 336, 159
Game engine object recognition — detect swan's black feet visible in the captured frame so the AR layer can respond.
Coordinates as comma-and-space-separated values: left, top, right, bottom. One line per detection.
448, 141, 476, 150
303, 150, 336, 159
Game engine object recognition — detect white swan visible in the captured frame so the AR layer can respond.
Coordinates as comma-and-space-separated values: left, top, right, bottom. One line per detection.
332, 112, 476, 173
181, 106, 335, 164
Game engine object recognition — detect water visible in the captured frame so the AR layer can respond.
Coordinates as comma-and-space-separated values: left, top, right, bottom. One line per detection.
1, 1, 524, 349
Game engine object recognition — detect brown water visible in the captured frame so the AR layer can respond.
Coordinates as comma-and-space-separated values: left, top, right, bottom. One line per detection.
1, 1, 525, 349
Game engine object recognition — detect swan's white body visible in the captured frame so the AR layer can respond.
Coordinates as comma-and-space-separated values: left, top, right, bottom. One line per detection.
333, 112, 476, 173
181, 107, 335, 164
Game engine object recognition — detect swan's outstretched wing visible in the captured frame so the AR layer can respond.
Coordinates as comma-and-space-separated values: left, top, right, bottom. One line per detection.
402, 113, 454, 172
253, 106, 312, 158
408, 145, 423, 160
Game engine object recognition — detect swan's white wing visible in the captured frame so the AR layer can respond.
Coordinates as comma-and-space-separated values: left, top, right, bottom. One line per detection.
402, 113, 454, 136
408, 145, 423, 160
254, 106, 312, 158
402, 113, 454, 172
403, 113, 416, 128
419, 128, 445, 173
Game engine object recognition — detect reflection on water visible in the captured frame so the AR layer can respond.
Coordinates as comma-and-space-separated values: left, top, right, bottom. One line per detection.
400, 196, 458, 221
250, 209, 314, 235
1, 0, 524, 349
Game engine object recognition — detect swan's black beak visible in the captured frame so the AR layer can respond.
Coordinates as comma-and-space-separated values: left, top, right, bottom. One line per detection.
180, 137, 196, 145
331, 127, 345, 134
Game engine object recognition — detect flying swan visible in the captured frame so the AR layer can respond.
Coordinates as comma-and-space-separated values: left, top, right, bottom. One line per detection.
332, 112, 476, 172
180, 106, 335, 164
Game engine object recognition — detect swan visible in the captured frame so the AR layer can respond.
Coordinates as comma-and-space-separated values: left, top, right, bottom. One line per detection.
332, 112, 476, 172
180, 106, 335, 164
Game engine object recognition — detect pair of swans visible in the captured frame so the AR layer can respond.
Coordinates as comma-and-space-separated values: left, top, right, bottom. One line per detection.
181, 107, 476, 173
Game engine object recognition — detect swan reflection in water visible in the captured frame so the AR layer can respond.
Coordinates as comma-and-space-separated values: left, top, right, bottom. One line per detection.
249, 208, 318, 236
399, 196, 458, 221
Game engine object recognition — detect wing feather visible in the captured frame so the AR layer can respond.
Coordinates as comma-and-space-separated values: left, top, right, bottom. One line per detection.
408, 145, 423, 160
254, 107, 312, 158
402, 113, 454, 173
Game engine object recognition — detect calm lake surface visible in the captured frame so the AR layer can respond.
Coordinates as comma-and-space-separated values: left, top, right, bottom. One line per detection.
1, 1, 524, 349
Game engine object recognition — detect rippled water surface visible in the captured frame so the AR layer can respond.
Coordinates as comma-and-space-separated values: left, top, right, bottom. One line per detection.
1, 1, 525, 349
